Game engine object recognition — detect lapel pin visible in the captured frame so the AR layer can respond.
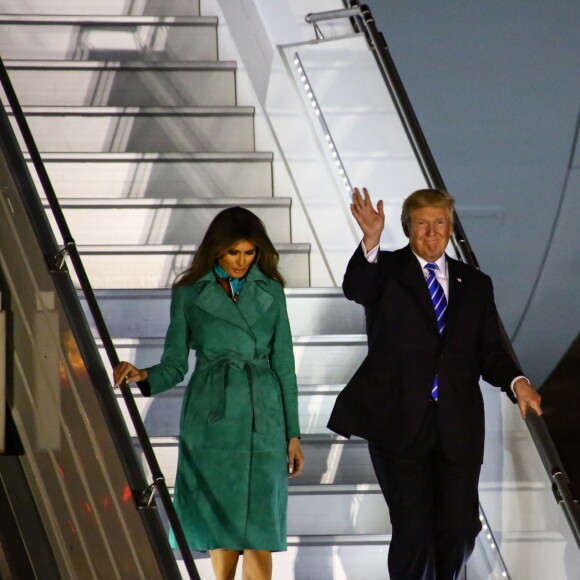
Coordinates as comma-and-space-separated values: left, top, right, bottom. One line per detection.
457, 277, 462, 283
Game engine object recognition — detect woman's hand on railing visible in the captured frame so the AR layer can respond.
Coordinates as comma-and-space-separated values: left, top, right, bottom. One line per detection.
113, 361, 148, 388
351, 187, 385, 251
513, 377, 543, 419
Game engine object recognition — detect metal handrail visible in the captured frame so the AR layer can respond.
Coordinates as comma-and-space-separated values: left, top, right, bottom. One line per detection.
526, 411, 580, 546
0, 56, 200, 579
307, 0, 580, 551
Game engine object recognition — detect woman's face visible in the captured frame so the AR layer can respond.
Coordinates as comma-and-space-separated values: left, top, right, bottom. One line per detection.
217, 239, 257, 278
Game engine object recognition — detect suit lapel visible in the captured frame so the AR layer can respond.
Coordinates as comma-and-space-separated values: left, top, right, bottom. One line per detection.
395, 246, 439, 334
444, 258, 465, 339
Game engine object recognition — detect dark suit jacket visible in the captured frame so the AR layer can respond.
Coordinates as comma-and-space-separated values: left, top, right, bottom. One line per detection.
327, 244, 521, 465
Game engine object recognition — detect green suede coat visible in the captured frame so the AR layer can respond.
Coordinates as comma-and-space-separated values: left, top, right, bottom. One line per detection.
146, 266, 300, 551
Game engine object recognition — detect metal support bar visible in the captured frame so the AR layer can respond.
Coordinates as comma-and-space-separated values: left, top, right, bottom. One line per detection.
50, 241, 77, 272
305, 7, 361, 40
305, 7, 360, 24
137, 476, 165, 509
0, 310, 5, 454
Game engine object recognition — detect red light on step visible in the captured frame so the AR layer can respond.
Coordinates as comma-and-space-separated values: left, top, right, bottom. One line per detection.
122, 484, 132, 503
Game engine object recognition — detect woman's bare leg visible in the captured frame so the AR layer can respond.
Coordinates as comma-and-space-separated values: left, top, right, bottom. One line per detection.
241, 550, 272, 580
209, 549, 240, 580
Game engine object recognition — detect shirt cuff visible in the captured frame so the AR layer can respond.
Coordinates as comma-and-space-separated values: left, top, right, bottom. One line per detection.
361, 240, 380, 263
510, 375, 529, 397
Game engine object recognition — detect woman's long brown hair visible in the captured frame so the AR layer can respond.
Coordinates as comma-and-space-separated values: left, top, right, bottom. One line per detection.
173, 206, 285, 287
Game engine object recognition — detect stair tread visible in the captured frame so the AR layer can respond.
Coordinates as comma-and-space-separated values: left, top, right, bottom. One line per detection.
12, 105, 255, 116
86, 287, 347, 297
160, 484, 382, 495
4, 59, 236, 71
0, 15, 217, 25
143, 433, 366, 445
122, 383, 346, 395
28, 152, 274, 161
78, 243, 310, 253
287, 534, 390, 546
46, 197, 290, 208
103, 334, 366, 344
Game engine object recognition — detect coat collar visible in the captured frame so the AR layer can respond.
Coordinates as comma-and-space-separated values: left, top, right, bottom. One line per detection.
192, 265, 275, 336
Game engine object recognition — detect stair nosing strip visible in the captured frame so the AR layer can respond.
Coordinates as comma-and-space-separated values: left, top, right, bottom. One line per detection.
142, 434, 366, 445
28, 152, 273, 162
4, 60, 236, 71
44, 197, 290, 208
103, 335, 366, 346
286, 534, 391, 546
13, 105, 255, 117
158, 484, 382, 495
121, 384, 346, 397
77, 243, 310, 253
83, 287, 346, 297
0, 15, 218, 25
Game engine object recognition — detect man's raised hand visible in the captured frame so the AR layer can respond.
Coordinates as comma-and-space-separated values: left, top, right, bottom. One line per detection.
351, 187, 385, 251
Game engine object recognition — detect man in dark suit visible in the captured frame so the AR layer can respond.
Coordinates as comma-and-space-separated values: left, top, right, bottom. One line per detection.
328, 187, 542, 579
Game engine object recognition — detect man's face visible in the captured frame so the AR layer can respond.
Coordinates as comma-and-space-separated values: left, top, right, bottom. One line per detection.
408, 206, 452, 262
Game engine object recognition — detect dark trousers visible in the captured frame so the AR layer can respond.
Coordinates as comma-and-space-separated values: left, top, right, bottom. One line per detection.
369, 403, 482, 580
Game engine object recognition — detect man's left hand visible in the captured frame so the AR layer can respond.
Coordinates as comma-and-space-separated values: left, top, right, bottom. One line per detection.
513, 378, 543, 419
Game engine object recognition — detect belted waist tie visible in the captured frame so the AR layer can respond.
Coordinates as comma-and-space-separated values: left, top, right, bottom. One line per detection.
196, 352, 273, 434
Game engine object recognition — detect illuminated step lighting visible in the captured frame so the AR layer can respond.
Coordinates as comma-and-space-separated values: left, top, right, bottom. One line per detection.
479, 510, 510, 578
293, 53, 353, 194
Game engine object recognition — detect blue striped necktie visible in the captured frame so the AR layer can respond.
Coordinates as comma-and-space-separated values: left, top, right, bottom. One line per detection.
424, 262, 447, 400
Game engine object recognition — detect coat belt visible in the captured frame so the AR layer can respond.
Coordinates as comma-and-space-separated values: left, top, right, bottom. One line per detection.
196, 353, 274, 434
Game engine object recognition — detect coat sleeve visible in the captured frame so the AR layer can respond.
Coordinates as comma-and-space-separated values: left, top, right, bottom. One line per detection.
342, 243, 384, 307
479, 276, 521, 403
145, 286, 191, 396
269, 286, 301, 440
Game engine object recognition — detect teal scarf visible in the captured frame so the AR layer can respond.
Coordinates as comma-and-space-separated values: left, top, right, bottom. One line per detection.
214, 264, 246, 300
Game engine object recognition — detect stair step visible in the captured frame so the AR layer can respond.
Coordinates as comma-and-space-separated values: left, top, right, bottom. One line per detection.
0, 0, 201, 16
0, 15, 218, 61
133, 434, 375, 487
29, 152, 274, 199
99, 335, 366, 386
80, 287, 365, 337
44, 197, 292, 244
293, 485, 390, 536
10, 106, 256, 153
5, 60, 237, 107
74, 243, 311, 288
114, 383, 344, 438
287, 533, 390, 546
188, 539, 390, 580
155, 485, 389, 536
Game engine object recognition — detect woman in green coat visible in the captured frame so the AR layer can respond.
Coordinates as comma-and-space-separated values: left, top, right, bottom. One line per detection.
114, 207, 304, 580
